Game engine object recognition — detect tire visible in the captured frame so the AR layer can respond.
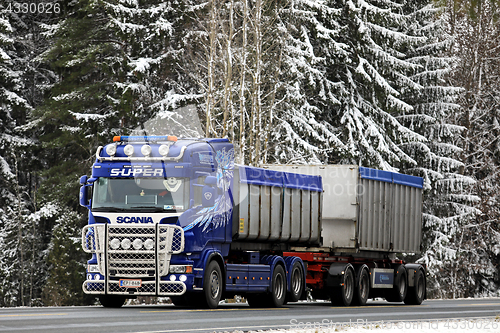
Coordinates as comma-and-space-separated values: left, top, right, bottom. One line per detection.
352, 267, 370, 306
331, 267, 354, 306
269, 265, 287, 307
98, 295, 126, 308
203, 260, 223, 309
386, 265, 407, 303
405, 269, 425, 305
286, 262, 305, 303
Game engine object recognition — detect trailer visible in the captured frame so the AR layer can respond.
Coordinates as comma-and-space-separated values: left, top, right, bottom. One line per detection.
79, 136, 426, 308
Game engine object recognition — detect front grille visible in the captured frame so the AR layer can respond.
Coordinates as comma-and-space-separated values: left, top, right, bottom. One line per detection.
82, 223, 185, 296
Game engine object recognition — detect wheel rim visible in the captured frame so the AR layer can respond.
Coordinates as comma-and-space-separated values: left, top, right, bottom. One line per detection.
399, 275, 406, 296
275, 272, 285, 300
360, 273, 369, 299
291, 267, 302, 295
417, 276, 424, 299
344, 271, 353, 301
210, 270, 220, 299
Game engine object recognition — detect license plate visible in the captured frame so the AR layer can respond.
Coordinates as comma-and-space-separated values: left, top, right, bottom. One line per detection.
119, 279, 142, 288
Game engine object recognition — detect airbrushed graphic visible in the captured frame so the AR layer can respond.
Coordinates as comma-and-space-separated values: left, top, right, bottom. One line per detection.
183, 148, 234, 232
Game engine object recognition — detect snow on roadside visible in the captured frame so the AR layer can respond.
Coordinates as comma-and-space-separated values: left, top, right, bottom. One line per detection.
224, 317, 500, 333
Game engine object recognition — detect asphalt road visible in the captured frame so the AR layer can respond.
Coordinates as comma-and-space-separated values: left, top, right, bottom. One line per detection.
0, 298, 499, 333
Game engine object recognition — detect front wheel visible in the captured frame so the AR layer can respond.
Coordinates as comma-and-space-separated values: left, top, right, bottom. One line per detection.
203, 260, 223, 309
98, 295, 126, 308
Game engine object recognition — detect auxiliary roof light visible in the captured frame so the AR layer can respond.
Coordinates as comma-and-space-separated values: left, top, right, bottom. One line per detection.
105, 144, 117, 157
141, 145, 152, 157
124, 144, 134, 157
158, 144, 170, 157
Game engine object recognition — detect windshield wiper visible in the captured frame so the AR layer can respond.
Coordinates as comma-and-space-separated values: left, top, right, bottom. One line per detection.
92, 207, 127, 212
130, 206, 165, 212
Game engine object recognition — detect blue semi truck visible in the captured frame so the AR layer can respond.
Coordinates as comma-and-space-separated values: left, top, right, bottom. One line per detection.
80, 135, 426, 308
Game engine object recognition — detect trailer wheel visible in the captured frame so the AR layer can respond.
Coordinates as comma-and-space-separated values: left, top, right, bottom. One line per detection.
405, 269, 425, 305
331, 267, 354, 306
352, 267, 370, 306
286, 262, 305, 303
203, 260, 222, 309
386, 265, 407, 303
98, 295, 126, 308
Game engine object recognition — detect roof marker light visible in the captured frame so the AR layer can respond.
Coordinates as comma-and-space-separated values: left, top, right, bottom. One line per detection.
113, 135, 178, 142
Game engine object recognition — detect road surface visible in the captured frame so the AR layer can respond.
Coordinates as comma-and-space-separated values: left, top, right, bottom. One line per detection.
0, 298, 499, 333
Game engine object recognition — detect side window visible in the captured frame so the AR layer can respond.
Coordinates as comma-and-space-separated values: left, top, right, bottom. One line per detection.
193, 176, 206, 206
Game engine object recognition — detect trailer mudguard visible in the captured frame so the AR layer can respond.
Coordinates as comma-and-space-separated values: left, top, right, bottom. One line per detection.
326, 263, 354, 288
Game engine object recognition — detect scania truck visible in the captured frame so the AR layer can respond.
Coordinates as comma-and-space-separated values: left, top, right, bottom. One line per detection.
80, 135, 426, 308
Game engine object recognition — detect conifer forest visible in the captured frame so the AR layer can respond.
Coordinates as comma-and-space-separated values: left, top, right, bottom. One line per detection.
0, 0, 499, 306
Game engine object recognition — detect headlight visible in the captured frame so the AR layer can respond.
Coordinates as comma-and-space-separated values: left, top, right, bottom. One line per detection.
132, 238, 143, 250
169, 266, 193, 274
110, 238, 121, 250
144, 238, 154, 250
121, 238, 131, 250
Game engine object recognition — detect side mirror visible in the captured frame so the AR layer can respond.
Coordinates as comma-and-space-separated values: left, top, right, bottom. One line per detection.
80, 185, 91, 208
80, 175, 88, 185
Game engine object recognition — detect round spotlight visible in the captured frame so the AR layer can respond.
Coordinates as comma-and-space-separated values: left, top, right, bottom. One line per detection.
141, 145, 152, 157
87, 274, 92, 280
169, 275, 177, 281
132, 238, 143, 250
144, 238, 154, 250
121, 238, 131, 250
179, 275, 187, 282
159, 144, 170, 157
105, 144, 117, 157
124, 144, 134, 157
94, 274, 101, 280
110, 238, 121, 250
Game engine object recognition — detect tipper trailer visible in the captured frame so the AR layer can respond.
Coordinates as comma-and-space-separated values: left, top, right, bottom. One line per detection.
80, 136, 426, 308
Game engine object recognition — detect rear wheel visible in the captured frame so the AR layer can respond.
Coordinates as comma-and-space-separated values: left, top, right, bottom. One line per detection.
386, 265, 407, 303
286, 262, 304, 303
98, 295, 126, 308
331, 267, 354, 306
352, 268, 370, 306
247, 265, 287, 308
405, 269, 425, 305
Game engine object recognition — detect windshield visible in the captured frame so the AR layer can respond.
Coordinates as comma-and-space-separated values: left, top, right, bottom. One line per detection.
92, 177, 189, 212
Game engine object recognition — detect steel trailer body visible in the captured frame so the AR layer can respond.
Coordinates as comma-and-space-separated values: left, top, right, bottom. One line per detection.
80, 136, 426, 308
